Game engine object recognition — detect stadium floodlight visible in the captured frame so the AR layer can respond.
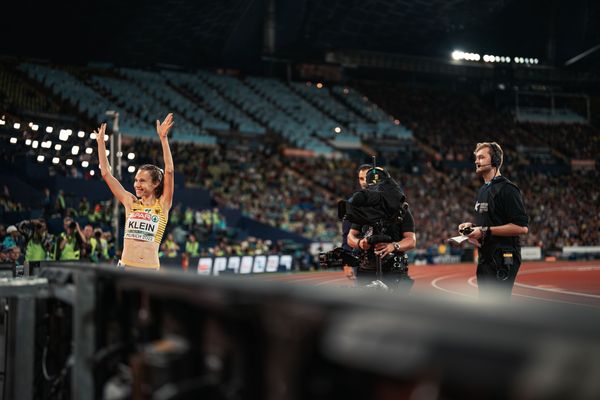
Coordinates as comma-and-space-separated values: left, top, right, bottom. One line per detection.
451, 50, 464, 60
32, 124, 39, 131
82, 161, 89, 168
52, 157, 59, 164
90, 132, 97, 140
59, 130, 69, 141
533, 58, 539, 64
106, 150, 110, 156
13, 122, 20, 129
316, 82, 323, 89
10, 137, 17, 144
71, 145, 79, 155
127, 152, 135, 160
25, 139, 32, 146
90, 170, 95, 176
66, 159, 73, 166
85, 147, 93, 154
116, 151, 123, 157
37, 155, 45, 162
334, 126, 342, 134
128, 165, 136, 173
32, 140, 39, 149
66, 129, 72, 136
78, 130, 85, 138
54, 144, 62, 151
41, 141, 52, 149
46, 126, 53, 133
343, 88, 349, 94
494, 56, 500, 62
506, 57, 511, 63
0, 119, 5, 125
394, 119, 400, 125
104, 134, 109, 141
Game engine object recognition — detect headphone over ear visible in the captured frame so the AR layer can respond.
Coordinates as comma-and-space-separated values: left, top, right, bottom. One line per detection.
489, 142, 502, 168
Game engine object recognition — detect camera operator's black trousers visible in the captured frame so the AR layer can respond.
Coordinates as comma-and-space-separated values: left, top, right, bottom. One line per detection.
476, 256, 521, 301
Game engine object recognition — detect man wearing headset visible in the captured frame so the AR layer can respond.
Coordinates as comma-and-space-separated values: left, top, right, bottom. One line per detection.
458, 142, 529, 300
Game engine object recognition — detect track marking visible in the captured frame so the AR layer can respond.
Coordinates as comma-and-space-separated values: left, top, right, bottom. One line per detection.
511, 293, 600, 310
430, 274, 476, 298
514, 282, 600, 299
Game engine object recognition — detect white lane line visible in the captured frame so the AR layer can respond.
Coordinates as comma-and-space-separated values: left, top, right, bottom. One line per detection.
514, 282, 600, 299
512, 293, 600, 309
468, 276, 478, 288
513, 265, 600, 299
518, 266, 600, 275
430, 274, 476, 298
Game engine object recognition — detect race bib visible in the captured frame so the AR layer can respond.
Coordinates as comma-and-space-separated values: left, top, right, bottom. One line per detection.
125, 211, 159, 242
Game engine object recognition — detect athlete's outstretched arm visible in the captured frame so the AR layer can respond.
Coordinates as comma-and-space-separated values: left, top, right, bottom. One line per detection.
156, 113, 175, 210
95, 123, 134, 207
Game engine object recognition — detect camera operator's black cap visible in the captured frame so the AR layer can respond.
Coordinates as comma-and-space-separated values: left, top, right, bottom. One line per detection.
366, 167, 389, 186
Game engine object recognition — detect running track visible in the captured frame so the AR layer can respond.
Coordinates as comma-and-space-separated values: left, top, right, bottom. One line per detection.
259, 261, 600, 309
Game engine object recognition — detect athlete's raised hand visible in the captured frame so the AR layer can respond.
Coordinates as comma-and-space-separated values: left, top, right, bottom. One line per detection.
94, 123, 107, 144
156, 113, 174, 140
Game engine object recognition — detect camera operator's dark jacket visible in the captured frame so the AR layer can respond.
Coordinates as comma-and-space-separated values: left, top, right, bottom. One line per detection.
344, 178, 414, 271
351, 209, 414, 271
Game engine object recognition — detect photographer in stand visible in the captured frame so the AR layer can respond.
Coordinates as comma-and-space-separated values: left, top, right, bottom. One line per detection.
346, 167, 416, 291
17, 219, 56, 262
57, 217, 86, 261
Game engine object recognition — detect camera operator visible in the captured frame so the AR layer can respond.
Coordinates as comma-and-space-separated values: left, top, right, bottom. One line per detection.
58, 217, 86, 261
341, 164, 372, 281
16, 219, 55, 262
346, 167, 416, 291
458, 142, 529, 300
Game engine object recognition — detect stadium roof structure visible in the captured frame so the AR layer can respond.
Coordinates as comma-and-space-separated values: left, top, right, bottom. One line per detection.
2, 0, 599, 71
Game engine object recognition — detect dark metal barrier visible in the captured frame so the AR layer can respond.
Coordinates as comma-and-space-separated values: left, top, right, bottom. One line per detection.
1, 261, 600, 399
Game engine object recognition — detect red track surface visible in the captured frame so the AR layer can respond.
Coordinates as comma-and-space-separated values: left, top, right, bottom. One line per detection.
260, 261, 600, 309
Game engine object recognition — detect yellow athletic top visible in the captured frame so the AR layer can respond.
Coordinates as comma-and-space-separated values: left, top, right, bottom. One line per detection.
121, 199, 168, 269
124, 199, 168, 244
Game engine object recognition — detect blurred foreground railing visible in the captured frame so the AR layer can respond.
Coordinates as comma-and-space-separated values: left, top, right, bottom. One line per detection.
1, 261, 600, 400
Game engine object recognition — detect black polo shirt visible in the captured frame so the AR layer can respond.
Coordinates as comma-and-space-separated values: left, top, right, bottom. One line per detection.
475, 176, 528, 255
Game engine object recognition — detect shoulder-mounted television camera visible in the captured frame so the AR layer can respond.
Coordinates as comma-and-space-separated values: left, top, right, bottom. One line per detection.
338, 162, 408, 228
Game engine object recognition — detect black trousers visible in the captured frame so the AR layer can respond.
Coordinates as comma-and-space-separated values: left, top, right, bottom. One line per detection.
476, 249, 521, 300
